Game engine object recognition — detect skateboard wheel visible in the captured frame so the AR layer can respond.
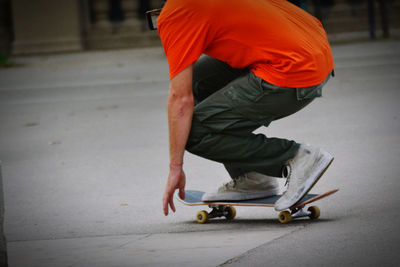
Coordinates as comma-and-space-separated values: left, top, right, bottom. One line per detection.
196, 210, 209, 224
308, 206, 320, 220
225, 206, 236, 220
278, 211, 292, 224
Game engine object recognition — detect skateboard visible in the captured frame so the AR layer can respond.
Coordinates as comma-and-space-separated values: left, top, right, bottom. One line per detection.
175, 189, 338, 224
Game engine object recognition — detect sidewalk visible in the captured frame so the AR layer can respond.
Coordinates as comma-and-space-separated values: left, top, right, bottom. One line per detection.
1, 40, 399, 266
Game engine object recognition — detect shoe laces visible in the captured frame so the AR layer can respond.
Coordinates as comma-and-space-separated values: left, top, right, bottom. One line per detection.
223, 175, 247, 190
282, 164, 292, 188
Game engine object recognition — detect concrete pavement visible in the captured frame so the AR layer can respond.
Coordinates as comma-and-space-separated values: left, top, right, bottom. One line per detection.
0, 40, 399, 266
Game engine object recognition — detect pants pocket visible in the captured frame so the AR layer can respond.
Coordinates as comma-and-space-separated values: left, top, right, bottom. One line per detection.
223, 74, 272, 125
296, 72, 331, 100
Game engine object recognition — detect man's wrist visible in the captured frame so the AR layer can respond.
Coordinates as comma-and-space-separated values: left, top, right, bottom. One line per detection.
170, 162, 183, 169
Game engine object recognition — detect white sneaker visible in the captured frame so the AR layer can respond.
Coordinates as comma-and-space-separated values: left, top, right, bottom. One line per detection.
202, 172, 280, 201
274, 144, 334, 211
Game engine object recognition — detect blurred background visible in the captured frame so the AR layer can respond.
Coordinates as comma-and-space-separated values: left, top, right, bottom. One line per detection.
0, 0, 399, 57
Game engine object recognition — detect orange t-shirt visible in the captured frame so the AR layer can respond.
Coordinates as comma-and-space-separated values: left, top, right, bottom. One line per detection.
158, 0, 334, 88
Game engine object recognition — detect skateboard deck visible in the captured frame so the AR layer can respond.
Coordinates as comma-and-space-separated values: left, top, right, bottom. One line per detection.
176, 189, 338, 224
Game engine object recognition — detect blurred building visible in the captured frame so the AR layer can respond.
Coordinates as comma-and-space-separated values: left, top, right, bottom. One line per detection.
0, 0, 161, 55
0, 0, 399, 56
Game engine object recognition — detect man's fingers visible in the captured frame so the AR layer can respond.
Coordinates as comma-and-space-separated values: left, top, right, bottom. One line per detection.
179, 187, 185, 200
163, 190, 177, 216
163, 195, 169, 216
169, 196, 176, 213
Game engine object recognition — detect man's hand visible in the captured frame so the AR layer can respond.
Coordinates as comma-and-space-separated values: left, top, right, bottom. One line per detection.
163, 165, 186, 216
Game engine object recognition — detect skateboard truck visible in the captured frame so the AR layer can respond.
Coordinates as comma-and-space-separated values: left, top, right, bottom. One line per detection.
292, 206, 312, 219
196, 205, 237, 224
278, 205, 320, 224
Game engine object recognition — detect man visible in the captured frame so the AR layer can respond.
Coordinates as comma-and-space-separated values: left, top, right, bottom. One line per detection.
156, 0, 335, 216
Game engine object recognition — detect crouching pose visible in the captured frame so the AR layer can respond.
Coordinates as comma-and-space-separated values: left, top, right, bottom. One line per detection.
153, 0, 335, 215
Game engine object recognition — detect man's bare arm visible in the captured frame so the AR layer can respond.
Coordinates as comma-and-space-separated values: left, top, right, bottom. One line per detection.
163, 65, 194, 216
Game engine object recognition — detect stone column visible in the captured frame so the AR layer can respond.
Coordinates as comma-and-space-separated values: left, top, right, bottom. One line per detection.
378, 0, 390, 38
92, 0, 111, 30
11, 0, 83, 55
87, 0, 161, 49
121, 0, 141, 31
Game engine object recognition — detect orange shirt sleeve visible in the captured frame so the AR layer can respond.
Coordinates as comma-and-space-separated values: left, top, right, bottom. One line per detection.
157, 1, 214, 80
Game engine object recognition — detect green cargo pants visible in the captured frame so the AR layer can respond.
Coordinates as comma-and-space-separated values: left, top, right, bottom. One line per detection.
186, 56, 331, 178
